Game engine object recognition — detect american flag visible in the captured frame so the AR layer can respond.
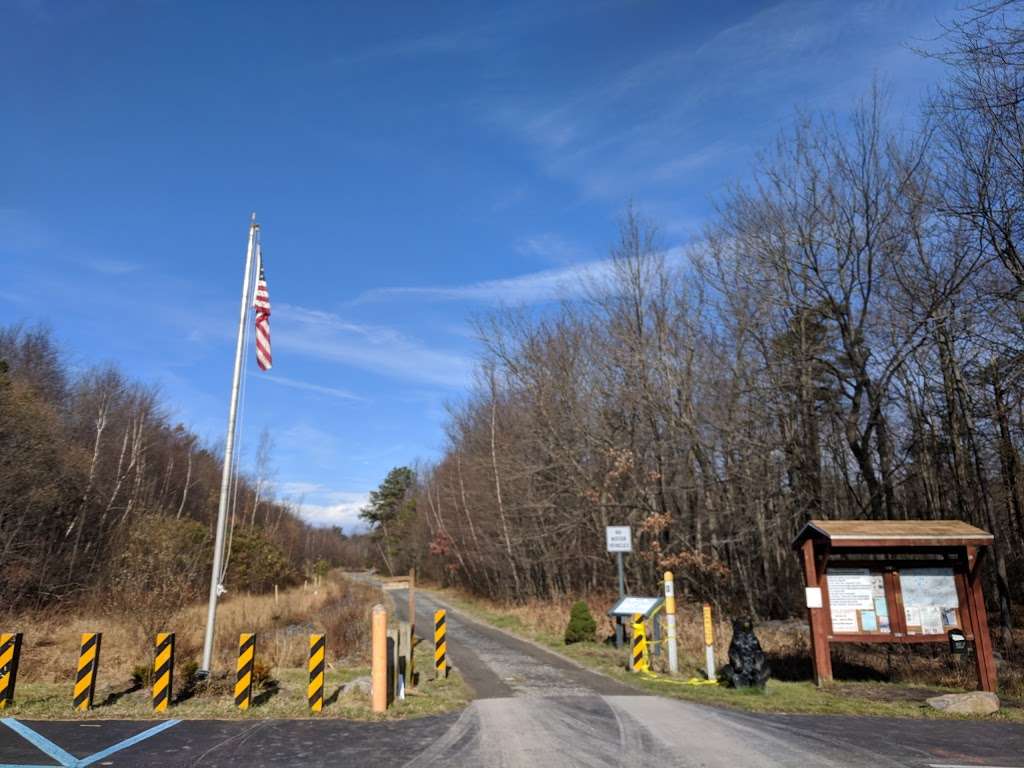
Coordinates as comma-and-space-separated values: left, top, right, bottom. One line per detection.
253, 247, 272, 371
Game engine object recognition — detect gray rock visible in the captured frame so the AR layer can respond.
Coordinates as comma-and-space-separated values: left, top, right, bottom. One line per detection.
926, 691, 1000, 715
342, 676, 373, 695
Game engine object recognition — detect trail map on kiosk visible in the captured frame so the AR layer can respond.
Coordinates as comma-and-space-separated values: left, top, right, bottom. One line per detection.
609, 596, 663, 618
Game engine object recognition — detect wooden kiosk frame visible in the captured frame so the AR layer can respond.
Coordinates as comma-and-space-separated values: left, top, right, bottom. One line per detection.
793, 520, 997, 692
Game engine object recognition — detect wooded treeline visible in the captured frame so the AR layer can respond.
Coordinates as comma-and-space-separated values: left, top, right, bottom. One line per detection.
369, 3, 1024, 641
0, 324, 348, 613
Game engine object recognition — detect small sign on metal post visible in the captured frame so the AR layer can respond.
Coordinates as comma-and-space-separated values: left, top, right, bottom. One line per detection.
606, 526, 632, 553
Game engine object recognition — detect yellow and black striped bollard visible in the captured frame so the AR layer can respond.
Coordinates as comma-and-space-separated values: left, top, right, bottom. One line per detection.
74, 632, 102, 711
630, 614, 648, 673
152, 633, 174, 712
235, 633, 255, 710
434, 609, 447, 679
0, 633, 23, 710
308, 634, 325, 713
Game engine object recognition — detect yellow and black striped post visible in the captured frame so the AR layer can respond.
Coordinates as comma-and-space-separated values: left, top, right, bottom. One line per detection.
152, 633, 174, 712
630, 614, 648, 673
308, 634, 325, 713
0, 633, 23, 710
235, 633, 255, 710
433, 609, 447, 679
74, 632, 101, 711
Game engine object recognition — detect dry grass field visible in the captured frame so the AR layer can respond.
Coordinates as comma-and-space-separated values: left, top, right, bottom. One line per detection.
0, 573, 470, 719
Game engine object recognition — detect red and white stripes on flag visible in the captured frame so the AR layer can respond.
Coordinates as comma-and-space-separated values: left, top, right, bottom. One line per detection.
253, 247, 272, 371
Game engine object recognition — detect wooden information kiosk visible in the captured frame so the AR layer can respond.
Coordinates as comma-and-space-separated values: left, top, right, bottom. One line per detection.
793, 520, 997, 692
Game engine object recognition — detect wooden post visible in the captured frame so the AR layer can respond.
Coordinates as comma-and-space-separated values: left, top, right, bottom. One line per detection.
399, 621, 413, 690
965, 547, 998, 692
408, 568, 416, 637
801, 539, 832, 684
387, 628, 399, 703
371, 605, 387, 712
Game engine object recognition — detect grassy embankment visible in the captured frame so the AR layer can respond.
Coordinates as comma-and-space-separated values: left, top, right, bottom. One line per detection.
429, 586, 1024, 722
3, 575, 470, 720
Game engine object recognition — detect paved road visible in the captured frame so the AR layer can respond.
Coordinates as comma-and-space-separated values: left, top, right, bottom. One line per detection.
1, 587, 1022, 766
396, 589, 1024, 768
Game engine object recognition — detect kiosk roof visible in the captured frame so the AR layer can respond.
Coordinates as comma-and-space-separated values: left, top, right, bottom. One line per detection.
792, 519, 992, 550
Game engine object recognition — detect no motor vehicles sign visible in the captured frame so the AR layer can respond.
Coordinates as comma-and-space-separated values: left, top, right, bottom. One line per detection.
606, 526, 632, 553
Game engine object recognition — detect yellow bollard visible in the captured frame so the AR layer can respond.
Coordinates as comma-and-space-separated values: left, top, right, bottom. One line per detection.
152, 632, 174, 712
664, 571, 678, 675
73, 633, 101, 711
630, 614, 649, 672
308, 634, 325, 713
372, 605, 388, 713
702, 604, 716, 681
235, 633, 255, 710
433, 610, 447, 679
0, 633, 23, 710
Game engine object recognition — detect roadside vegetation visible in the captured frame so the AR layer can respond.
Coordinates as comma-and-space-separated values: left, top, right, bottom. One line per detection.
431, 587, 1024, 722
0, 324, 366, 618
3, 575, 469, 720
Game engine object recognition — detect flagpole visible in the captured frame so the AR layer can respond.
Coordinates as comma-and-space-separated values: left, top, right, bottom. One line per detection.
200, 212, 259, 677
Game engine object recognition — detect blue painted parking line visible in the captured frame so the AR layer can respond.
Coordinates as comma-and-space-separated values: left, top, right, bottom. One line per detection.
0, 718, 77, 767
75, 720, 181, 767
0, 717, 182, 768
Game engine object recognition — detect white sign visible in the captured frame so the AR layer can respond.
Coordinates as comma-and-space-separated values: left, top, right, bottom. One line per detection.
664, 581, 674, 597
606, 526, 632, 553
609, 596, 661, 617
831, 608, 859, 633
827, 568, 876, 610
805, 587, 823, 609
827, 568, 889, 634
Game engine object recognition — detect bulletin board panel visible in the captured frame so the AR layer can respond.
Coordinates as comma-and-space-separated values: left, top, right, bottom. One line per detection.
793, 519, 996, 693
819, 561, 970, 643
821, 560, 972, 645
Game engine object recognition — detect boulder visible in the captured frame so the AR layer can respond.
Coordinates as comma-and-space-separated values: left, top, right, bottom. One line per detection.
342, 676, 373, 696
926, 691, 1000, 715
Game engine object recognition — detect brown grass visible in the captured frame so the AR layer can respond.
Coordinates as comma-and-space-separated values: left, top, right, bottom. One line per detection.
3, 573, 382, 688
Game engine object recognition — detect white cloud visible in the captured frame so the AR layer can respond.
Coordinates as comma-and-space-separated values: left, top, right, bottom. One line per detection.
287, 488, 370, 533
278, 481, 330, 497
275, 305, 474, 389
256, 374, 364, 401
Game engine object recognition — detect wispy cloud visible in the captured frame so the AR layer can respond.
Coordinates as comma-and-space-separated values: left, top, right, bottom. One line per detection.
85, 258, 141, 275
516, 233, 586, 265
487, 0, 955, 200
354, 243, 688, 307
257, 374, 364, 402
0, 208, 51, 252
336, 25, 496, 66
276, 305, 474, 388
354, 259, 615, 305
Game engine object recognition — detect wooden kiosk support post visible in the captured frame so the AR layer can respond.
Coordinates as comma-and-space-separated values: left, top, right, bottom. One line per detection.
793, 520, 997, 693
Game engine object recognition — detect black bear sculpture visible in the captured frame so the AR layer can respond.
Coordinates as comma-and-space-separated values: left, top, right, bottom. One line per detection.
718, 617, 770, 689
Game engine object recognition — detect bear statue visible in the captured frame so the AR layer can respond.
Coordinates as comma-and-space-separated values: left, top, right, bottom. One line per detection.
718, 617, 770, 689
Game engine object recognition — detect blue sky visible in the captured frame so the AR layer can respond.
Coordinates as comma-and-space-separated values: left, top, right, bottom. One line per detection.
1, 0, 959, 531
